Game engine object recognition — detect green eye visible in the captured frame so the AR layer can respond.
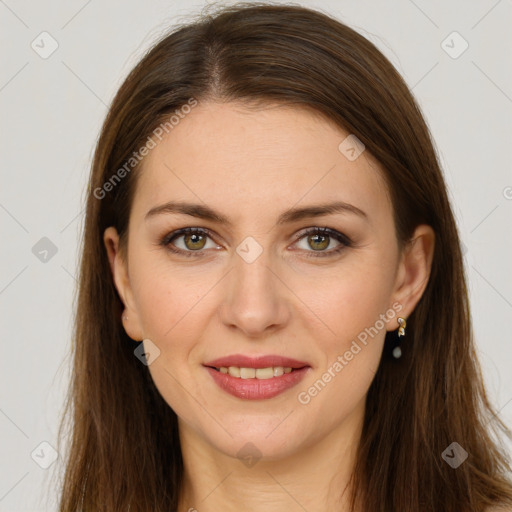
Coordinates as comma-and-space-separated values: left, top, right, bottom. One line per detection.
293, 227, 351, 258
161, 227, 218, 257
161, 226, 352, 258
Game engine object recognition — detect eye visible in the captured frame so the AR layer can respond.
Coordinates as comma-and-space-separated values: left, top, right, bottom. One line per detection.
160, 226, 352, 258
161, 227, 220, 257
292, 227, 352, 258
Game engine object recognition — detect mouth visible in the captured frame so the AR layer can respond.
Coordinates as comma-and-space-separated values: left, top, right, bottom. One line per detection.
203, 355, 311, 400
206, 365, 306, 379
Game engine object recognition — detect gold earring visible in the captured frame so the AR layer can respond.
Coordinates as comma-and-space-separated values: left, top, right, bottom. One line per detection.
393, 317, 407, 359
397, 317, 406, 337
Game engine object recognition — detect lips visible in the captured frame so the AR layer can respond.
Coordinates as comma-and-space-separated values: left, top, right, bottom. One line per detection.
203, 354, 311, 400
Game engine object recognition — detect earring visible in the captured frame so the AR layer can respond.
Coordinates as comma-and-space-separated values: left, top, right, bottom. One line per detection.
393, 317, 407, 359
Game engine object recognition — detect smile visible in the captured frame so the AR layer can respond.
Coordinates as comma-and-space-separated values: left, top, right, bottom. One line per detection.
203, 354, 311, 399
212, 366, 295, 379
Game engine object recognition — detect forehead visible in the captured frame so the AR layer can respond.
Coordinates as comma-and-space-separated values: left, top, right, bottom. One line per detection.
131, 101, 392, 226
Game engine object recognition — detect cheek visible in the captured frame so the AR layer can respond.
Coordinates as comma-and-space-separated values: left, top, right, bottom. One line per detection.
127, 252, 229, 388
129, 262, 212, 421
131, 256, 214, 343
293, 278, 392, 433
295, 252, 396, 348
292, 254, 395, 402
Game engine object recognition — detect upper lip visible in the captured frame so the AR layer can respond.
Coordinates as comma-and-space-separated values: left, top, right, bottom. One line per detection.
204, 354, 310, 369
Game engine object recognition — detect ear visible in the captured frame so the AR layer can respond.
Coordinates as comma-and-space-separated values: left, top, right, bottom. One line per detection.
103, 226, 144, 341
387, 224, 435, 331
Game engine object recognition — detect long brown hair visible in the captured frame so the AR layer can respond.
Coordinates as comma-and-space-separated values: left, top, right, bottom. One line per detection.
55, 3, 512, 510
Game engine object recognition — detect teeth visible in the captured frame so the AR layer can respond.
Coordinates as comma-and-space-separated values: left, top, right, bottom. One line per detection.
255, 367, 273, 379
228, 366, 240, 378
240, 367, 256, 379
219, 366, 295, 379
273, 366, 284, 377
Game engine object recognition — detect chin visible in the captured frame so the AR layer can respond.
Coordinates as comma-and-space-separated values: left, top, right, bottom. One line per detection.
199, 417, 312, 463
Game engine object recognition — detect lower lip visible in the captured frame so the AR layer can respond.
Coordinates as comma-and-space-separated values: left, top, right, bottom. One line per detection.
205, 366, 310, 400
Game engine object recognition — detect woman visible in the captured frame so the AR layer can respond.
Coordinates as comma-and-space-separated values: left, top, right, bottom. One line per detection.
56, 3, 512, 511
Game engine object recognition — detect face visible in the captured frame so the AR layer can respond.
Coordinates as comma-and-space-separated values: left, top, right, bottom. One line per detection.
104, 101, 433, 461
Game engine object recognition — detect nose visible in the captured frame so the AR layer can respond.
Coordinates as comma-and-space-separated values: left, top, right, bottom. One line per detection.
218, 248, 291, 338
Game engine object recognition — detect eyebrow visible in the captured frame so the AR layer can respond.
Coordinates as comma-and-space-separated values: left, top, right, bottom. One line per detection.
145, 200, 368, 225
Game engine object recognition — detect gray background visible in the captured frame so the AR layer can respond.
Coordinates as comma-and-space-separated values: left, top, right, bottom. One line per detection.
1, 0, 511, 510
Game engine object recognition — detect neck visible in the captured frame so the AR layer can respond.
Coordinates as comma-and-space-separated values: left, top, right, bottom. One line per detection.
177, 402, 365, 512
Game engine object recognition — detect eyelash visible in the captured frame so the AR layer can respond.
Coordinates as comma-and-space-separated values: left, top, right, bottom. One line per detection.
160, 226, 352, 259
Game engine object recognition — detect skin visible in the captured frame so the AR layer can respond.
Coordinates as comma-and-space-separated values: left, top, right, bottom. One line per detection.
104, 101, 435, 512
